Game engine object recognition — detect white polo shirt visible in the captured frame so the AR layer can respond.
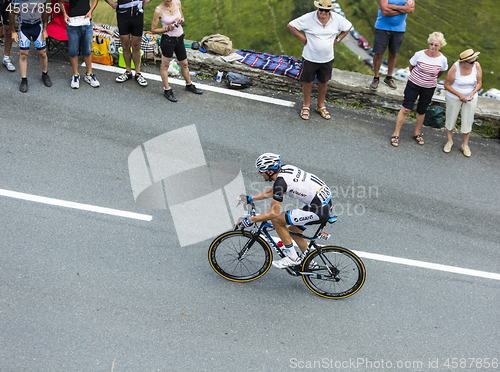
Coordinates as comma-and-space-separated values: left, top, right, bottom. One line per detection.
289, 11, 352, 63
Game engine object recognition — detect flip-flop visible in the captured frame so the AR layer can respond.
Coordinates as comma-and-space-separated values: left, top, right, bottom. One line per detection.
316, 106, 331, 120
300, 106, 310, 120
391, 135, 399, 147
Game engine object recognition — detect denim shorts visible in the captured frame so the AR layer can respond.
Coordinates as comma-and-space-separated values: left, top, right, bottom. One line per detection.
66, 23, 93, 57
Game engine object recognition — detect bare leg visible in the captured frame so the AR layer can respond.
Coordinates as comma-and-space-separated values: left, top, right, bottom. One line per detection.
131, 35, 142, 74
463, 132, 470, 147
160, 55, 172, 89
317, 81, 328, 108
82, 54, 92, 75
3, 26, 13, 57
19, 50, 29, 78
37, 48, 48, 73
177, 58, 191, 85
386, 51, 398, 77
119, 34, 132, 72
69, 55, 79, 75
373, 53, 383, 78
302, 81, 314, 108
414, 113, 425, 137
392, 106, 411, 138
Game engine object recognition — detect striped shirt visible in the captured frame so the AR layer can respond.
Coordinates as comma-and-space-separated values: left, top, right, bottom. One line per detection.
408, 50, 448, 88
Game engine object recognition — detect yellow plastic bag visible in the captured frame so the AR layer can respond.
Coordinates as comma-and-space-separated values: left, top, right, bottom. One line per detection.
91, 36, 113, 66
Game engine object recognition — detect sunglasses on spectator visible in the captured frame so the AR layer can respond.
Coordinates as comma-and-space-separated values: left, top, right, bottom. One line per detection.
318, 8, 330, 12
429, 42, 440, 47
466, 59, 477, 64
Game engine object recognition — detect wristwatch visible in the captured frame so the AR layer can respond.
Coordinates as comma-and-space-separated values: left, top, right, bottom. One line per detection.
336, 37, 341, 43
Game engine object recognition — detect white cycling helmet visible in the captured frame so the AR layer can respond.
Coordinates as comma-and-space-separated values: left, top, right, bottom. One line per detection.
255, 153, 281, 172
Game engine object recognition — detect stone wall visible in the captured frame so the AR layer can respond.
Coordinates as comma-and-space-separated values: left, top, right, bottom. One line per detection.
185, 48, 500, 124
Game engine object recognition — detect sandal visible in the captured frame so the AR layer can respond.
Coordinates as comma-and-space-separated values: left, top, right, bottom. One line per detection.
316, 106, 331, 120
300, 106, 310, 120
414, 133, 424, 145
391, 135, 399, 147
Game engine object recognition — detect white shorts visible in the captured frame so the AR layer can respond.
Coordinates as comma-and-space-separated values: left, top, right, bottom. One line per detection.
445, 95, 478, 134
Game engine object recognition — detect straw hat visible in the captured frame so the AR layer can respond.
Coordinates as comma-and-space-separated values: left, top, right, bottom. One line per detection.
459, 49, 480, 61
314, 0, 334, 10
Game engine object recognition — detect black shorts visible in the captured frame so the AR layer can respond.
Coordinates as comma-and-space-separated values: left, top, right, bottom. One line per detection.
1, 0, 11, 25
402, 80, 436, 115
298, 59, 334, 84
285, 201, 333, 230
116, 11, 143, 37
160, 33, 187, 60
373, 29, 405, 55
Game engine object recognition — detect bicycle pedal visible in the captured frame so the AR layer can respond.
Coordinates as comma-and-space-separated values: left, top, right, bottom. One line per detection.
285, 265, 301, 276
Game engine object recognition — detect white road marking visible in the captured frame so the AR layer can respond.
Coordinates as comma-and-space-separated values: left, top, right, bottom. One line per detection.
268, 236, 500, 281
0, 188, 152, 221
3, 187, 497, 281
352, 250, 500, 281
89, 63, 296, 107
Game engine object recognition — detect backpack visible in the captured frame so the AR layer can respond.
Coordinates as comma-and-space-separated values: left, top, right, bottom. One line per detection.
423, 106, 444, 128
200, 34, 232, 56
226, 72, 252, 89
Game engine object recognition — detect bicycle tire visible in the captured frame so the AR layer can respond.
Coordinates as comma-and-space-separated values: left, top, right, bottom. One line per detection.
301, 246, 366, 299
208, 230, 272, 282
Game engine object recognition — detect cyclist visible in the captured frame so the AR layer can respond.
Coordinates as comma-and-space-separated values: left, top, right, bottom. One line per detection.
237, 153, 333, 268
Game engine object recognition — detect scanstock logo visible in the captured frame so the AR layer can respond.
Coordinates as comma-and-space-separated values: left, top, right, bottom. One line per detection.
128, 125, 246, 247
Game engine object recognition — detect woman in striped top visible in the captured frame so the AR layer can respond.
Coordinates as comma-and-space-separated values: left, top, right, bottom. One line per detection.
391, 32, 448, 147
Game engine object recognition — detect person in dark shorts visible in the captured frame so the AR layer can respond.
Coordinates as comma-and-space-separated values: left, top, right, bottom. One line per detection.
1, 0, 16, 71
150, 0, 201, 102
370, 0, 415, 90
10, 0, 52, 92
105, 0, 150, 86
390, 32, 448, 147
287, 0, 351, 121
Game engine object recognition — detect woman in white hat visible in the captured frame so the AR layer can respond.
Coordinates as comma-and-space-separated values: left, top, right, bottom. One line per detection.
443, 49, 482, 157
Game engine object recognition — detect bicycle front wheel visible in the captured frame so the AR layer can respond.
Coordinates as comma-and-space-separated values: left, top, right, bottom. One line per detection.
208, 230, 272, 282
302, 246, 366, 299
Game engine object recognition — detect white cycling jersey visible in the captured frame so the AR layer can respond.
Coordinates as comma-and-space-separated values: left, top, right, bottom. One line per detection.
273, 164, 332, 207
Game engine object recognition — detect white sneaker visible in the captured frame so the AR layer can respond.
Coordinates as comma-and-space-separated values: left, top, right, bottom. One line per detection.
71, 74, 80, 89
3, 57, 15, 72
84, 73, 100, 88
272, 256, 300, 269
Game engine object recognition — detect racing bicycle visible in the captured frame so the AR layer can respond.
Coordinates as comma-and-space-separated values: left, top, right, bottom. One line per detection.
208, 202, 366, 299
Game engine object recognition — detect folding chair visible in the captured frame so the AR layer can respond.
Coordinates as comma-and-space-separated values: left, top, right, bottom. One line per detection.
47, 2, 70, 62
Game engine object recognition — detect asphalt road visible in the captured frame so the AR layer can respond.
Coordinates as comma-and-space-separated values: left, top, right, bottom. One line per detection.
1, 49, 500, 372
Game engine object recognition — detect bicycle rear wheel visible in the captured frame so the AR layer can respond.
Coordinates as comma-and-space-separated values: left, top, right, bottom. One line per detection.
302, 246, 365, 299
208, 230, 272, 282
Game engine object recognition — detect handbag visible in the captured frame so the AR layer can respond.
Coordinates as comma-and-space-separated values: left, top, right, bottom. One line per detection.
91, 36, 114, 66
423, 106, 444, 128
226, 72, 252, 89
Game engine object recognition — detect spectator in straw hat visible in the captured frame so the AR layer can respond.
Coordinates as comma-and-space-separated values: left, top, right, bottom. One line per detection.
443, 49, 482, 157
287, 0, 352, 120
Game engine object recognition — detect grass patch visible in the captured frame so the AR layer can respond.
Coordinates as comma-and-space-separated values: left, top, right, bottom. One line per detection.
91, 0, 500, 92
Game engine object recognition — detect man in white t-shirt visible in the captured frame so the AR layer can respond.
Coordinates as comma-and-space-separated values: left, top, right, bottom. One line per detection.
287, 0, 351, 121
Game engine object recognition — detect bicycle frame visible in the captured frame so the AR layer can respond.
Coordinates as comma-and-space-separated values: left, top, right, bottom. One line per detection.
235, 202, 337, 275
